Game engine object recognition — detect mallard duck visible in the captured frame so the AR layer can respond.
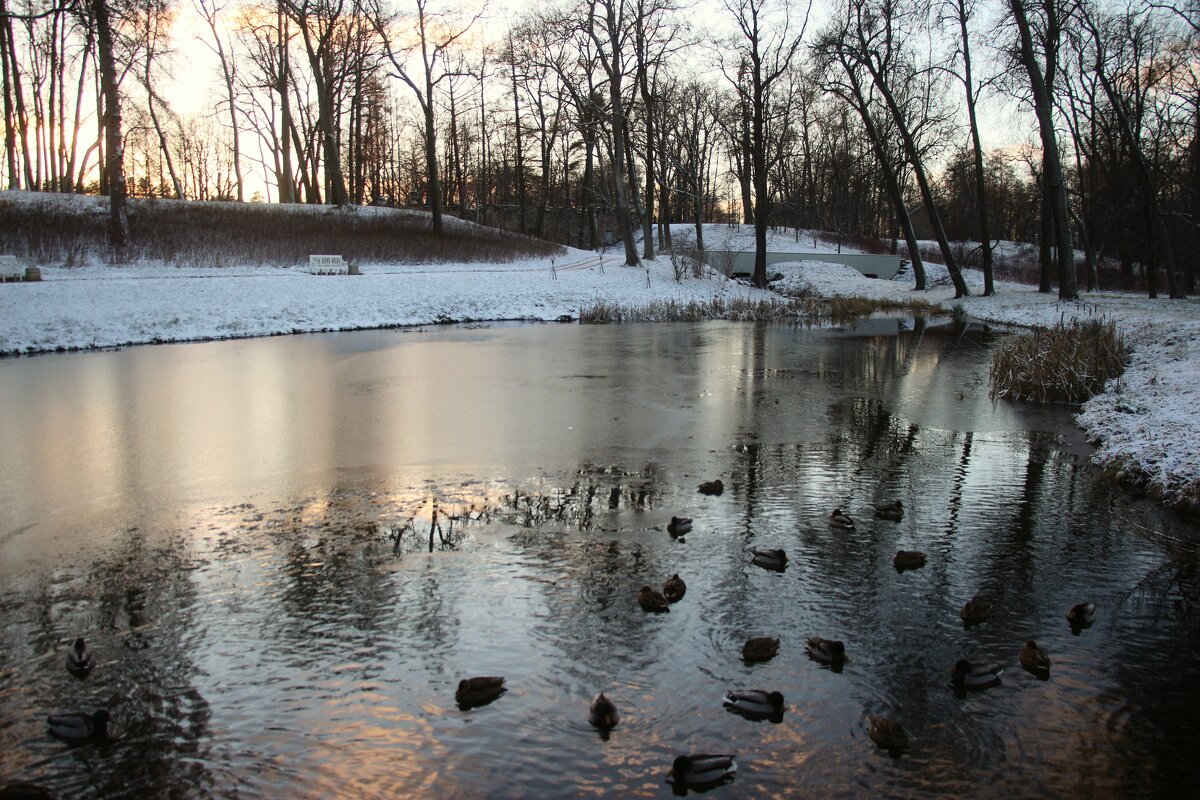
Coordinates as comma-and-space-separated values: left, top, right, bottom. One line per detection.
828, 508, 855, 529
46, 709, 109, 741
667, 516, 692, 536
741, 636, 779, 663
697, 480, 724, 496
751, 547, 787, 571
662, 574, 686, 603
588, 692, 619, 729
950, 659, 1003, 690
66, 638, 93, 677
893, 550, 927, 571
666, 754, 737, 789
1019, 640, 1051, 676
805, 637, 846, 665
867, 715, 909, 752
455, 676, 506, 708
1067, 602, 1096, 628
873, 500, 904, 521
960, 595, 992, 625
723, 689, 785, 720
637, 585, 670, 613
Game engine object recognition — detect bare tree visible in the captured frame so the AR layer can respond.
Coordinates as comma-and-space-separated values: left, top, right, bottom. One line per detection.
195, 0, 244, 201
373, 0, 483, 234
719, 0, 810, 288
1008, 0, 1077, 300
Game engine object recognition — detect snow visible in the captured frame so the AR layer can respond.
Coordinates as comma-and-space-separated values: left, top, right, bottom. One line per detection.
2, 203, 1198, 511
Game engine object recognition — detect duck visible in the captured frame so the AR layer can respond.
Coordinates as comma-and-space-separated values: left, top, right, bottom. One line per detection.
667, 516, 692, 536
1019, 640, 1051, 677
828, 508, 855, 529
873, 500, 904, 521
950, 659, 1003, 690
637, 585, 670, 613
723, 689, 785, 720
867, 715, 909, 752
455, 676, 506, 708
66, 638, 93, 677
697, 480, 724, 496
751, 547, 787, 571
588, 692, 619, 730
46, 709, 109, 742
960, 595, 992, 625
666, 753, 737, 789
741, 636, 779, 663
892, 550, 927, 571
1067, 602, 1096, 629
662, 574, 686, 603
805, 637, 846, 665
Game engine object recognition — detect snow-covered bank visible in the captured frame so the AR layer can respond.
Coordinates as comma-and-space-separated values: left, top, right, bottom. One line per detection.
774, 257, 1200, 513
2, 213, 1198, 512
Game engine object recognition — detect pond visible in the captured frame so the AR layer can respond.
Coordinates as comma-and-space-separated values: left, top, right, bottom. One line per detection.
1, 319, 1198, 798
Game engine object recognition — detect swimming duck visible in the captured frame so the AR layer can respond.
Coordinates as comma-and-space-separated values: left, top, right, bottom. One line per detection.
867, 715, 909, 752
455, 676, 506, 708
960, 595, 992, 625
588, 692, 619, 730
1067, 602, 1096, 629
892, 550, 927, 571
46, 709, 109, 742
751, 548, 787, 571
742, 636, 779, 663
697, 480, 724, 496
828, 508, 855, 529
950, 659, 1003, 690
66, 638, 93, 677
722, 689, 785, 720
873, 500, 904, 521
805, 637, 846, 665
667, 516, 692, 536
662, 574, 686, 603
1019, 640, 1051, 677
638, 585, 670, 613
666, 754, 737, 789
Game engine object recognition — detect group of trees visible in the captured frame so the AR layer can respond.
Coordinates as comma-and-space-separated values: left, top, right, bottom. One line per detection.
1, 0, 1196, 298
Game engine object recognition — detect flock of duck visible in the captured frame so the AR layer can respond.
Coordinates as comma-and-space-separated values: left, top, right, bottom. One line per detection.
623, 483, 1096, 789
31, 481, 1099, 794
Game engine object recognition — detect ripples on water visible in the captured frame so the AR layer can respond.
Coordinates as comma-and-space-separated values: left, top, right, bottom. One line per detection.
1, 320, 1199, 798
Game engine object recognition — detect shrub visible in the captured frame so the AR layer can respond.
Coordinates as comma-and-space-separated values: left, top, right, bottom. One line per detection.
990, 319, 1129, 403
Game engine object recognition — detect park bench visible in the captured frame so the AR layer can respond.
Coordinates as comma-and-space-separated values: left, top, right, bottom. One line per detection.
307, 254, 359, 276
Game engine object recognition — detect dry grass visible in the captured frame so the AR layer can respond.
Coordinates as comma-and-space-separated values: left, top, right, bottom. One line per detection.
0, 196, 563, 267
579, 294, 946, 326
990, 318, 1129, 403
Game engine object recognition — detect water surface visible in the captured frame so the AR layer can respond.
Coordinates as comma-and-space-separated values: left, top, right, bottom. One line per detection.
1, 320, 1197, 798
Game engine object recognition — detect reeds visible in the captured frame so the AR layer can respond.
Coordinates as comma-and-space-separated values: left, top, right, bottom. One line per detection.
990, 318, 1129, 403
578, 295, 944, 325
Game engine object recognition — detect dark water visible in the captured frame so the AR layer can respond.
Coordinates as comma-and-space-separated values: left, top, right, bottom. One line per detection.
1, 320, 1198, 799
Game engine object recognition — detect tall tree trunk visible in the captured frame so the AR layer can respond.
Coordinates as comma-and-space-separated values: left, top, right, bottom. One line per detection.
1010, 0, 1076, 300
94, 0, 128, 247
277, 7, 295, 203
590, 0, 639, 266
0, 5, 19, 189
955, 0, 993, 295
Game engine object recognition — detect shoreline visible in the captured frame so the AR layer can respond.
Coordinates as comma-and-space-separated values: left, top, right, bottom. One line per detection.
3, 250, 1197, 515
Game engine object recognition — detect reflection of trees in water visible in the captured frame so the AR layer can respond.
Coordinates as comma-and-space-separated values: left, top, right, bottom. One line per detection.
0, 524, 216, 796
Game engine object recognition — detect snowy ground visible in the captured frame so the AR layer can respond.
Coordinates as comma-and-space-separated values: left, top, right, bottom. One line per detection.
2, 213, 1197, 511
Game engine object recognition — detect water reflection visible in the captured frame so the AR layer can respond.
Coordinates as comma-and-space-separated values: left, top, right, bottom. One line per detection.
1, 320, 1198, 797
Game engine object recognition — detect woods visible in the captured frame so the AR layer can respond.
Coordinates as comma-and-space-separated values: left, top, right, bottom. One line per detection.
1, 0, 1197, 296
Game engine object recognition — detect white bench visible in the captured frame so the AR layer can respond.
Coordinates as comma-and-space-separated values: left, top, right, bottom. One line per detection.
307, 254, 359, 275
0, 254, 31, 282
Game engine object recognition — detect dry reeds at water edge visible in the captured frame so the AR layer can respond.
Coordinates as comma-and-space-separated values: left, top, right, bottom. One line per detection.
989, 317, 1129, 404
578, 295, 945, 325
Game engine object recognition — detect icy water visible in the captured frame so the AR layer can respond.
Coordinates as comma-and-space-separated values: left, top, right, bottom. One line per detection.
1, 319, 1198, 798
